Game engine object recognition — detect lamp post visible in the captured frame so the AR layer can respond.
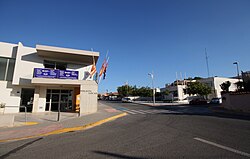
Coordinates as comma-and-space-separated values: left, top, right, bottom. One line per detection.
233, 62, 240, 80
148, 73, 155, 105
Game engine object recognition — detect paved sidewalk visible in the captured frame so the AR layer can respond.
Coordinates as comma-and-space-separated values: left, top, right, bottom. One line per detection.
0, 102, 125, 142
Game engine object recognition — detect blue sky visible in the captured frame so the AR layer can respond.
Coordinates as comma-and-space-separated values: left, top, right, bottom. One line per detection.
0, 0, 250, 93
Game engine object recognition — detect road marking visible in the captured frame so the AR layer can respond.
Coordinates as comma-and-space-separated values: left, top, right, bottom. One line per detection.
122, 109, 137, 114
194, 137, 250, 157
129, 110, 146, 114
138, 110, 155, 114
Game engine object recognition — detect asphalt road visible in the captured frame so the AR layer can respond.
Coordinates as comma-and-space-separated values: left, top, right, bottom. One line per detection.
0, 101, 250, 159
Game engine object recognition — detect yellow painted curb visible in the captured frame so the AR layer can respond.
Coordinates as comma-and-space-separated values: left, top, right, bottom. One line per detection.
0, 112, 127, 143
24, 122, 39, 126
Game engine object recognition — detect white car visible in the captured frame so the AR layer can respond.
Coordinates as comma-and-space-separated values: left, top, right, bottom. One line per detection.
122, 97, 132, 103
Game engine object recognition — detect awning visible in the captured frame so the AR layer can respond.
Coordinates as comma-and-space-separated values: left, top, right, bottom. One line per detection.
36, 44, 99, 65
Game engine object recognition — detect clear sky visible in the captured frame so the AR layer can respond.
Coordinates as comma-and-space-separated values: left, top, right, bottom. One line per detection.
0, 0, 250, 93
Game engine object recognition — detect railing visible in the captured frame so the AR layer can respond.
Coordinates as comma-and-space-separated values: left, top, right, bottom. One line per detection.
33, 68, 79, 80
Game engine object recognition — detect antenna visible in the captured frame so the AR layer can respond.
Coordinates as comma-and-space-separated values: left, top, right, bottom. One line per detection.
205, 48, 210, 77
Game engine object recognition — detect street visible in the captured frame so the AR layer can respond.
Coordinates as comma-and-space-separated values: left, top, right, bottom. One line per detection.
0, 101, 250, 159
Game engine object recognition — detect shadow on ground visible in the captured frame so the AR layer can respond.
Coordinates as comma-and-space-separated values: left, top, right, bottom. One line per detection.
93, 150, 149, 159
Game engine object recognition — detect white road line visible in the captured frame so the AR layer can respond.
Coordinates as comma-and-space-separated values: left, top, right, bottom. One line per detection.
129, 109, 146, 114
138, 110, 155, 114
194, 137, 250, 158
122, 110, 137, 114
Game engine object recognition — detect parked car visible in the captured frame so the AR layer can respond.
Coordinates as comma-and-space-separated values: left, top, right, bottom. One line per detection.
122, 97, 132, 103
210, 98, 221, 104
189, 98, 208, 105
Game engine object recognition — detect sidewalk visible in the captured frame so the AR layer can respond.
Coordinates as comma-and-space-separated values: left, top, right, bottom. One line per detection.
0, 102, 126, 142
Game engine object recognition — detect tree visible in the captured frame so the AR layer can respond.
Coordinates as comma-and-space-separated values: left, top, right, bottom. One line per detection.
161, 90, 170, 96
117, 85, 133, 97
117, 85, 152, 97
186, 82, 211, 96
137, 87, 152, 97
220, 81, 231, 92
193, 77, 203, 80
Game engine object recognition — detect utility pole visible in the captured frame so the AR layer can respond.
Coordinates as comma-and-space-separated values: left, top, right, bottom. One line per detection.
125, 81, 129, 97
148, 72, 155, 105
205, 48, 210, 77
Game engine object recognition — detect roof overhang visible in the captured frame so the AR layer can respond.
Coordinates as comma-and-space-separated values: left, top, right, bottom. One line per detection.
36, 44, 99, 65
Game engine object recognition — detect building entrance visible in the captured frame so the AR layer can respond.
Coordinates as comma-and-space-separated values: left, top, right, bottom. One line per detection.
46, 89, 73, 112
20, 88, 35, 112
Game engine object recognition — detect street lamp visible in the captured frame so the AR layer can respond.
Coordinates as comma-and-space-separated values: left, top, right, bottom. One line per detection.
233, 62, 240, 80
148, 72, 155, 105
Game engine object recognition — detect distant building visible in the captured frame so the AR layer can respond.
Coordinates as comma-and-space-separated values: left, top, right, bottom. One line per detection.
199, 77, 239, 99
161, 77, 239, 102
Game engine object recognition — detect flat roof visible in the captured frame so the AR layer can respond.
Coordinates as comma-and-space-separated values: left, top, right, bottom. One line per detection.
36, 44, 99, 65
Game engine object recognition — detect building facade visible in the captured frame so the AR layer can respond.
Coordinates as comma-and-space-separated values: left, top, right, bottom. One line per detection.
0, 41, 99, 115
199, 77, 239, 99
161, 77, 239, 102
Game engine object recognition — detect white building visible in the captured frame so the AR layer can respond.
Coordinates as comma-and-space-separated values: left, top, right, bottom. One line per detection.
199, 77, 239, 99
161, 77, 239, 102
0, 41, 99, 115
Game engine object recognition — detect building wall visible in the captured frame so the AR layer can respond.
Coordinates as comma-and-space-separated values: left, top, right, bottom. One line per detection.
199, 77, 239, 99
12, 42, 44, 85
0, 43, 21, 113
0, 81, 21, 113
177, 85, 189, 100
221, 93, 250, 113
32, 86, 47, 113
80, 81, 98, 114
213, 77, 238, 98
162, 85, 189, 101
0, 42, 18, 58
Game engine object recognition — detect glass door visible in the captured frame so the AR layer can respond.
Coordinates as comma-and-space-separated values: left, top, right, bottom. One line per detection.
46, 89, 73, 112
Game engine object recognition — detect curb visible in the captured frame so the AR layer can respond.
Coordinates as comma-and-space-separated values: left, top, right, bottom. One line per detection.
0, 112, 127, 143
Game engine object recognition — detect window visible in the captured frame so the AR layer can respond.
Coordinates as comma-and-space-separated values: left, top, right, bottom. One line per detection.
44, 60, 67, 70
0, 58, 7, 80
56, 62, 67, 70
6, 59, 16, 81
0, 57, 15, 81
44, 60, 55, 69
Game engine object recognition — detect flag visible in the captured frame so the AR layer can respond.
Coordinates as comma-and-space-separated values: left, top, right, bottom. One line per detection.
99, 59, 107, 77
89, 56, 96, 77
103, 63, 108, 79
99, 57, 109, 80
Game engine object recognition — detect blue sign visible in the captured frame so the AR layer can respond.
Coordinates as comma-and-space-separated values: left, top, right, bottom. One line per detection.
58, 70, 79, 80
33, 68, 78, 80
34, 68, 58, 78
